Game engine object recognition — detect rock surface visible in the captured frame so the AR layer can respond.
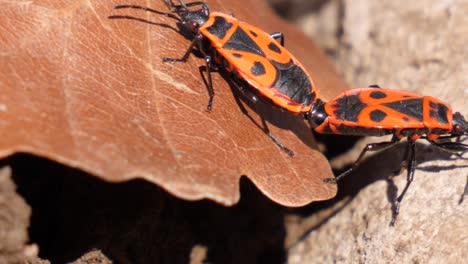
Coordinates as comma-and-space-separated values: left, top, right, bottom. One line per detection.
287, 0, 468, 262
0, 167, 36, 263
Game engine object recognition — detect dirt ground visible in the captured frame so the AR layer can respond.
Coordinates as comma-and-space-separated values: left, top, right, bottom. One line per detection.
1, 0, 467, 263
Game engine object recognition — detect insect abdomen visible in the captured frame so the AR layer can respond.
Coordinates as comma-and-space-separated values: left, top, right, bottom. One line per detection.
315, 88, 455, 138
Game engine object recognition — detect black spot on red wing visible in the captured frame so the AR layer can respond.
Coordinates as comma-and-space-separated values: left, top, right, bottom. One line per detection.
249, 30, 258, 37
302, 92, 316, 107
370, 91, 387, 99
383, 99, 423, 121
206, 16, 233, 39
271, 61, 314, 105
429, 102, 449, 124
268, 42, 281, 54
437, 105, 449, 124
402, 117, 410, 122
333, 94, 367, 122
429, 101, 449, 124
232, 53, 242, 58
370, 109, 387, 122
223, 27, 314, 107
251, 61, 266, 76
224, 27, 265, 57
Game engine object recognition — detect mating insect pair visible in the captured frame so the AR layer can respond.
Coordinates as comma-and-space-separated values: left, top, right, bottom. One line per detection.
111, 0, 468, 224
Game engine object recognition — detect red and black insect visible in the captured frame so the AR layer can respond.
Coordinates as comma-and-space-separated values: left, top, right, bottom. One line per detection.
158, 0, 320, 112
111, 0, 321, 156
306, 86, 468, 224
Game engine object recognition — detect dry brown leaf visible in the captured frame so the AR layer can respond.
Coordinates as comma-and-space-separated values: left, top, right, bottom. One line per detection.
0, 0, 346, 206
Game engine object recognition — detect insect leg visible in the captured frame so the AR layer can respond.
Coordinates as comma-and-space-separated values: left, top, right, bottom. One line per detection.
202, 55, 215, 111
391, 140, 416, 226
196, 41, 217, 111
424, 134, 462, 140
261, 119, 295, 157
368, 84, 381, 88
229, 77, 293, 156
428, 139, 468, 155
230, 77, 259, 104
228, 85, 293, 157
163, 33, 203, 63
393, 138, 412, 175
270, 32, 285, 46
323, 136, 400, 183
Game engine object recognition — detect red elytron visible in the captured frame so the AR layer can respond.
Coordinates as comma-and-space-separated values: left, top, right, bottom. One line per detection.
306, 86, 468, 224
110, 0, 321, 156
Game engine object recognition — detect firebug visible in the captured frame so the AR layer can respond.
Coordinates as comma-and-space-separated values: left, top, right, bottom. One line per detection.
306, 86, 468, 224
111, 0, 322, 156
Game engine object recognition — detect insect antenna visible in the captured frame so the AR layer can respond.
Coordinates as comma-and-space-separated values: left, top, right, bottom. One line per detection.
166, 0, 209, 13
163, 0, 188, 12
178, 0, 189, 9
113, 4, 181, 21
